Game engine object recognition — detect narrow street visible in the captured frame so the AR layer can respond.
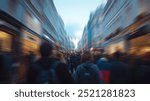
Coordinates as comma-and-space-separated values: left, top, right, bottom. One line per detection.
0, 0, 150, 84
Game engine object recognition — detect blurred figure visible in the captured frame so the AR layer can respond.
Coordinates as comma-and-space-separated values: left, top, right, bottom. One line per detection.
10, 55, 20, 83
52, 50, 66, 64
96, 55, 111, 84
17, 55, 33, 84
75, 51, 101, 84
135, 52, 150, 84
110, 51, 130, 84
69, 53, 80, 76
28, 51, 37, 63
0, 54, 10, 83
93, 51, 101, 64
27, 42, 74, 84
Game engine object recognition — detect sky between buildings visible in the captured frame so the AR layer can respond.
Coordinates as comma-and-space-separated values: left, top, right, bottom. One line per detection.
53, 0, 107, 49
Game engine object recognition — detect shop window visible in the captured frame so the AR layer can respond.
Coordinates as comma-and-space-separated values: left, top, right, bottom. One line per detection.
0, 31, 12, 52
129, 33, 150, 55
21, 30, 41, 55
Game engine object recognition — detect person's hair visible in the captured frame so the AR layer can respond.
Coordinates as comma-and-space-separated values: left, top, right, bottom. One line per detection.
81, 51, 93, 63
113, 51, 122, 60
39, 42, 53, 57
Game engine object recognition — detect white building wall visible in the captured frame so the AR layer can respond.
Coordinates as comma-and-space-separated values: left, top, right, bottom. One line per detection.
101, 0, 147, 39
0, 0, 69, 49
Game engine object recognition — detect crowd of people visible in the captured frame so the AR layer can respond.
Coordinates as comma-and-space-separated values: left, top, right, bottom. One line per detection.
0, 42, 150, 84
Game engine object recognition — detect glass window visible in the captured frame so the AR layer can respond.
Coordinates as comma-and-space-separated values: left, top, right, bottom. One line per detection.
0, 31, 12, 52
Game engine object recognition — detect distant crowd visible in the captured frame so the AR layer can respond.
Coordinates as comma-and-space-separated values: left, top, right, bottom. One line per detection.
0, 42, 150, 84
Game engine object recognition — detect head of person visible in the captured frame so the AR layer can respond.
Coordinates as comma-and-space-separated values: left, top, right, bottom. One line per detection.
113, 51, 122, 60
93, 51, 101, 62
39, 42, 53, 58
52, 50, 62, 59
81, 51, 93, 63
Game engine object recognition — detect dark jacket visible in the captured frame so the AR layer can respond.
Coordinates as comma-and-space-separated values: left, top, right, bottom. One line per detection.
27, 57, 74, 84
75, 61, 101, 84
110, 60, 130, 84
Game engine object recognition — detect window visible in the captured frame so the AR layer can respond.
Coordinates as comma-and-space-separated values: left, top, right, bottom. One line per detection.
0, 31, 12, 52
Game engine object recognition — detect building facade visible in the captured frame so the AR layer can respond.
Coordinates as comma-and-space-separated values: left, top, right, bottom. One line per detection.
0, 0, 71, 55
80, 0, 150, 54
90, 6, 104, 48
101, 0, 150, 54
78, 6, 104, 50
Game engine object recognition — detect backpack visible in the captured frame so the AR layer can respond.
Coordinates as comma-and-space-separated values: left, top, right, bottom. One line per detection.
99, 70, 110, 84
37, 61, 60, 84
78, 64, 100, 84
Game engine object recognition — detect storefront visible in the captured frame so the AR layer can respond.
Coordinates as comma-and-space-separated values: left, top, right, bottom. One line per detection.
103, 34, 127, 55
105, 41, 126, 54
21, 30, 41, 55
21, 11, 42, 55
0, 15, 21, 54
128, 24, 150, 55
128, 33, 150, 55
0, 31, 12, 52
